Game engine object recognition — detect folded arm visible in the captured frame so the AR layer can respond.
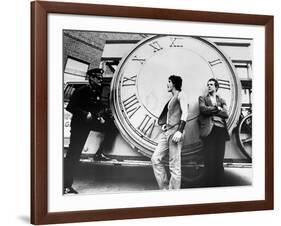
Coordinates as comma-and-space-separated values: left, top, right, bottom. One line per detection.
215, 98, 229, 119
199, 96, 218, 116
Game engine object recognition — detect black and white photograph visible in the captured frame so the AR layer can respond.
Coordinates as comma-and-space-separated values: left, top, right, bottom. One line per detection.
62, 31, 253, 195
28, 1, 274, 225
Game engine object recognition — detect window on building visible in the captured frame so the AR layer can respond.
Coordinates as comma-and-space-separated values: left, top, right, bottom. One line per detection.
234, 61, 252, 80
64, 57, 89, 84
233, 61, 252, 113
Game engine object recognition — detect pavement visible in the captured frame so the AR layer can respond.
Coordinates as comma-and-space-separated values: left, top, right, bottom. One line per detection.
70, 161, 252, 195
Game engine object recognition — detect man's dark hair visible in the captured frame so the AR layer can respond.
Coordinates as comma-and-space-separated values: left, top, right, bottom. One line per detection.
169, 75, 182, 91
208, 78, 219, 91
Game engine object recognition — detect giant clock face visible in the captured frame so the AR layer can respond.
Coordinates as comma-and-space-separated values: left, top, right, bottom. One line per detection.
110, 35, 241, 157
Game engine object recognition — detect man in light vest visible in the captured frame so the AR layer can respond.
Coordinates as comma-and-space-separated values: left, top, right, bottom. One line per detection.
151, 75, 188, 190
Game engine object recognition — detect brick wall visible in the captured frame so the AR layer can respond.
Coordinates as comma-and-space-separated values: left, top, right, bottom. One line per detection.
63, 30, 145, 70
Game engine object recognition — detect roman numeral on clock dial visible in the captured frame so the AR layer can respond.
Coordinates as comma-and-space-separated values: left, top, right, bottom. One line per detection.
149, 41, 163, 52
208, 59, 222, 67
169, 37, 183, 47
137, 114, 156, 138
122, 75, 137, 87
122, 94, 141, 118
217, 78, 231, 90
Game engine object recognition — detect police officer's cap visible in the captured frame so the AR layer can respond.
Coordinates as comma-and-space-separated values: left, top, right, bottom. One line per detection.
87, 68, 104, 77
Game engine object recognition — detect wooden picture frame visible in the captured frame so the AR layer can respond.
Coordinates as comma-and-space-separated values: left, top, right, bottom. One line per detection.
31, 0, 274, 224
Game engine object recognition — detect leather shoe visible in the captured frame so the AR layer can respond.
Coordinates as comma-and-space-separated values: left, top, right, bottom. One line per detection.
93, 153, 111, 161
64, 186, 78, 194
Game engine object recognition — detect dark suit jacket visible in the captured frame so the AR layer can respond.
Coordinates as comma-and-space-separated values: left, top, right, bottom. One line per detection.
66, 85, 105, 131
198, 94, 229, 139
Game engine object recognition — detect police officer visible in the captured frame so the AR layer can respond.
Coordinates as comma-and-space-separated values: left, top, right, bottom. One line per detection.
63, 68, 110, 194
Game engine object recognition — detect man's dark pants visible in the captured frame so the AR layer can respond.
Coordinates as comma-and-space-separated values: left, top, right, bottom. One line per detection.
203, 126, 227, 187
64, 124, 90, 189
64, 120, 118, 189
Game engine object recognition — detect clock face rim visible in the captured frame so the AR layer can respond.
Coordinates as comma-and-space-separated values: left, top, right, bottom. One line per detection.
110, 35, 241, 157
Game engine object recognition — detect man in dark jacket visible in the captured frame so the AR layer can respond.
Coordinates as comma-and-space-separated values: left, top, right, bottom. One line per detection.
63, 68, 110, 194
198, 78, 230, 187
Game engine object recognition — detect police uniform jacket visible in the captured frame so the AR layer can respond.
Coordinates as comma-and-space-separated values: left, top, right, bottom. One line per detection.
66, 84, 105, 131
